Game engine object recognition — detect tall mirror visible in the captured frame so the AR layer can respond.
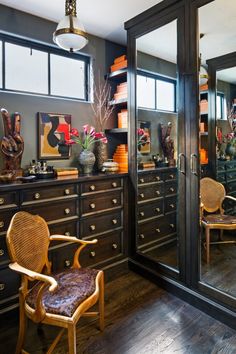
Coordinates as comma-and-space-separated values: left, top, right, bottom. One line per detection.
199, 0, 236, 302
136, 19, 181, 272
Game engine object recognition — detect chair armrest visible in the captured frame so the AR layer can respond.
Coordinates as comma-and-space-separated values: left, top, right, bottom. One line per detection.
9, 262, 58, 292
49, 235, 97, 245
224, 195, 236, 202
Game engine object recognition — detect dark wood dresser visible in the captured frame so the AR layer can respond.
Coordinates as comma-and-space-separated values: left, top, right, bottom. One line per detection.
0, 173, 128, 314
216, 160, 236, 214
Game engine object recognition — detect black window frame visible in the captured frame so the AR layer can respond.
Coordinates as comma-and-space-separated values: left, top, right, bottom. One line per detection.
137, 69, 177, 113
0, 32, 90, 101
216, 92, 225, 120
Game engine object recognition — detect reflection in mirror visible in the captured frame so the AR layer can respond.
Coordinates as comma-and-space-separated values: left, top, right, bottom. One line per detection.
199, 0, 236, 299
136, 20, 179, 270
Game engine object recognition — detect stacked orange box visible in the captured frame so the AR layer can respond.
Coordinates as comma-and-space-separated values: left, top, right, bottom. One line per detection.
200, 84, 208, 91
110, 54, 127, 72
114, 82, 127, 101
200, 99, 208, 113
113, 144, 128, 172
199, 122, 205, 132
118, 109, 128, 128
200, 148, 208, 164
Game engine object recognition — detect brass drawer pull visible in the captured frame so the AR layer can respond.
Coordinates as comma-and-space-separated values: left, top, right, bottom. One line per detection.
155, 176, 160, 181
169, 174, 174, 179
139, 193, 145, 199
0, 283, 5, 291
0, 221, 4, 228
64, 208, 71, 215
0, 249, 4, 256
90, 203, 96, 209
112, 243, 118, 249
112, 182, 117, 188
64, 189, 70, 195
170, 204, 175, 209
170, 188, 175, 192
139, 178, 145, 183
90, 251, 96, 258
65, 260, 71, 267
156, 228, 161, 233
112, 199, 118, 204
139, 234, 145, 239
156, 190, 160, 195
90, 185, 96, 191
155, 208, 160, 213
90, 224, 96, 231
139, 211, 145, 217
65, 232, 70, 236
170, 223, 175, 229
0, 198, 5, 205
34, 193, 40, 200
112, 219, 118, 225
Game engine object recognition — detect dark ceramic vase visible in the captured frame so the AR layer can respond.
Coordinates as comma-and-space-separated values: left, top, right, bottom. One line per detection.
94, 140, 108, 171
78, 149, 95, 174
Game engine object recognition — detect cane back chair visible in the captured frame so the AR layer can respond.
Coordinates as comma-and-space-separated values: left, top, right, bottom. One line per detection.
6, 211, 104, 354
200, 177, 236, 264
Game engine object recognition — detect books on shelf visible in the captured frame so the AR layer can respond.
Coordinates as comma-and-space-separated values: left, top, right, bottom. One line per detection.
54, 167, 79, 177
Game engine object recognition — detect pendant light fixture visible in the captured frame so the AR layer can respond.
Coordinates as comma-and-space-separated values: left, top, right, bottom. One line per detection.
199, 34, 208, 87
53, 0, 88, 53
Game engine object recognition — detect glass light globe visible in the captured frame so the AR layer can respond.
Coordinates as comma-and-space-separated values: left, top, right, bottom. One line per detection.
199, 65, 208, 86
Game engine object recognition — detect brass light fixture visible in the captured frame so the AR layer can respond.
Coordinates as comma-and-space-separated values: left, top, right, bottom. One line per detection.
53, 0, 88, 53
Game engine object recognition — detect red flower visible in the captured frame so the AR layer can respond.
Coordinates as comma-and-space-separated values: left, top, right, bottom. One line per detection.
70, 128, 79, 136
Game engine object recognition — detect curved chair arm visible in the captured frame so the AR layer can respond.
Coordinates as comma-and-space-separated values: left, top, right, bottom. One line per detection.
50, 235, 98, 269
224, 195, 236, 202
220, 195, 236, 214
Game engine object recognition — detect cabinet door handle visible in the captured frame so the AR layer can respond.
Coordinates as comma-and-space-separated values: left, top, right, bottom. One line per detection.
34, 192, 40, 200
65, 232, 70, 236
0, 198, 5, 205
112, 219, 118, 225
90, 251, 96, 258
64, 208, 70, 215
90, 224, 96, 231
169, 174, 174, 179
156, 190, 160, 195
156, 228, 161, 233
112, 199, 118, 204
139, 211, 145, 217
170, 223, 175, 229
112, 243, 118, 249
155, 176, 160, 181
0, 249, 4, 256
64, 189, 70, 195
139, 234, 145, 239
170, 204, 175, 209
139, 193, 145, 199
90, 185, 96, 191
90, 203, 96, 209
170, 188, 174, 192
112, 182, 117, 188
155, 208, 160, 213
190, 153, 198, 176
0, 221, 4, 228
64, 260, 71, 267
0, 283, 5, 291
178, 153, 186, 174
139, 178, 145, 183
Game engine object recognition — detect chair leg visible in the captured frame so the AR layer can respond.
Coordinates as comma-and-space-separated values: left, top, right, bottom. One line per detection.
15, 294, 27, 354
99, 272, 105, 332
206, 228, 210, 264
68, 324, 76, 354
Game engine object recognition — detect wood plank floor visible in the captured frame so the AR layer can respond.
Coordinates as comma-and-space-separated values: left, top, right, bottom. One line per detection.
1, 271, 236, 354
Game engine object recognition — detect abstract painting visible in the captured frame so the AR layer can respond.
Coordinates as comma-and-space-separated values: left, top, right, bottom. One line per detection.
38, 112, 71, 160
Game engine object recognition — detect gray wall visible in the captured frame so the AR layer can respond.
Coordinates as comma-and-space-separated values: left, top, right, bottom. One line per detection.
0, 5, 126, 169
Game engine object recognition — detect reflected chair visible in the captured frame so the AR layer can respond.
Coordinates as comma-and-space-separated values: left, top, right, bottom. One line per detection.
6, 211, 104, 354
200, 177, 236, 264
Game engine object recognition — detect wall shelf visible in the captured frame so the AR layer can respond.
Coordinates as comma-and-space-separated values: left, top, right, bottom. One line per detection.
105, 128, 128, 134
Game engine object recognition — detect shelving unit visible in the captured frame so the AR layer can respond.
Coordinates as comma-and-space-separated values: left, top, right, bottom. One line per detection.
199, 88, 209, 167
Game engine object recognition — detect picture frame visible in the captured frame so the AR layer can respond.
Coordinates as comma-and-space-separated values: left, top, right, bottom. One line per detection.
139, 121, 151, 154
38, 112, 72, 160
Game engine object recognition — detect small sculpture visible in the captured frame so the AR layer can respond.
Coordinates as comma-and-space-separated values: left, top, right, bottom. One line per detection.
0, 108, 24, 176
160, 122, 175, 166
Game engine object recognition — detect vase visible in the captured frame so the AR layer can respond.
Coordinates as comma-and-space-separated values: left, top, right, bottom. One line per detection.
94, 140, 109, 171
225, 143, 236, 159
78, 149, 95, 174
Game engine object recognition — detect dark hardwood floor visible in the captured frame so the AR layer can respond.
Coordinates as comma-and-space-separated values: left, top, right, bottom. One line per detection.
1, 271, 236, 354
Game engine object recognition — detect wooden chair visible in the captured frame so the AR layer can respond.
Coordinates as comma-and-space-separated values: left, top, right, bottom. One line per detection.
6, 211, 104, 354
200, 177, 236, 264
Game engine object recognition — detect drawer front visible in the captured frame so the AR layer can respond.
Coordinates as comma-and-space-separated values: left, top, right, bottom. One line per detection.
81, 178, 122, 194
226, 171, 236, 181
225, 162, 236, 170
22, 184, 77, 204
80, 211, 122, 237
164, 181, 177, 196
138, 184, 164, 202
227, 182, 236, 194
49, 221, 78, 238
216, 173, 225, 183
0, 235, 9, 264
23, 200, 77, 222
0, 267, 20, 301
138, 173, 163, 185
0, 192, 18, 209
217, 164, 225, 172
163, 170, 177, 181
0, 210, 18, 233
165, 196, 177, 213
138, 200, 163, 220
81, 191, 122, 215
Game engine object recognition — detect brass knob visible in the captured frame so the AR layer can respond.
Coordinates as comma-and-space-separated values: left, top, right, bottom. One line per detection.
170, 204, 175, 209
112, 182, 117, 188
65, 260, 71, 267
64, 208, 70, 215
0, 221, 4, 228
170, 223, 175, 229
90, 203, 96, 209
170, 188, 174, 192
139, 211, 145, 217
155, 208, 160, 213
34, 193, 40, 200
0, 283, 5, 291
139, 193, 145, 199
139, 234, 145, 239
156, 190, 160, 195
112, 199, 117, 204
65, 232, 70, 236
0, 198, 4, 205
156, 228, 161, 233
64, 189, 70, 195
90, 185, 96, 191
155, 176, 160, 181
90, 224, 96, 231
139, 178, 145, 183
90, 251, 96, 258
0, 249, 4, 256
112, 219, 118, 225
169, 174, 174, 179
112, 243, 118, 249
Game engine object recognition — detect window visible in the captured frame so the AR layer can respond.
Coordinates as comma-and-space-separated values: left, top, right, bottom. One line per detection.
0, 33, 90, 101
137, 71, 176, 112
217, 92, 226, 119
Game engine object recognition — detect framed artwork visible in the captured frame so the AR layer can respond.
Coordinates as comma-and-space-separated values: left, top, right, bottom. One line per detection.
139, 121, 151, 154
38, 112, 71, 160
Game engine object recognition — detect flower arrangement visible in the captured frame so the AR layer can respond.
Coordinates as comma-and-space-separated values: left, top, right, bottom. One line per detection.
224, 132, 236, 146
66, 125, 107, 150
